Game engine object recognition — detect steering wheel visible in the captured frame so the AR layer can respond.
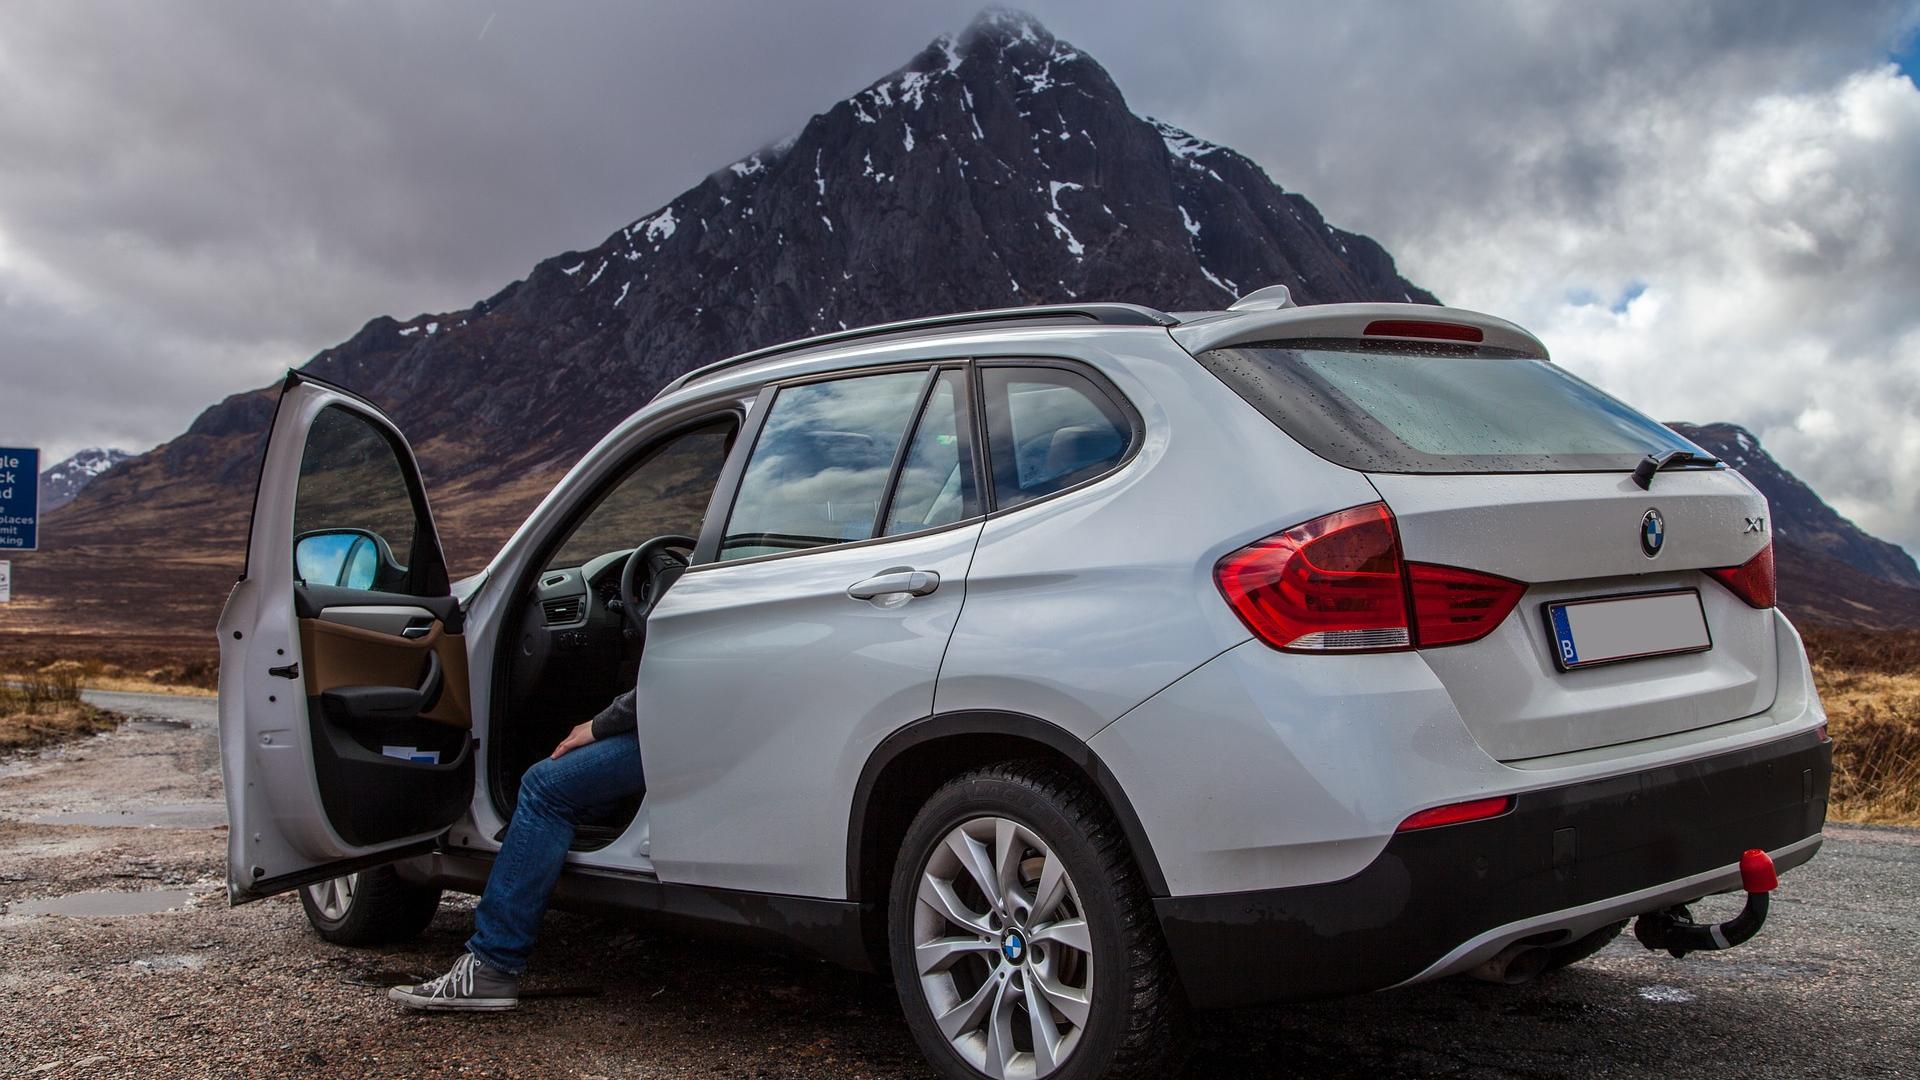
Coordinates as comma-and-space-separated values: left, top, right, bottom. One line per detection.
617, 534, 696, 637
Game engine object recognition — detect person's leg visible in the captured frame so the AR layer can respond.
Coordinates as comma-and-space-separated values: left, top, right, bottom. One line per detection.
464, 732, 646, 976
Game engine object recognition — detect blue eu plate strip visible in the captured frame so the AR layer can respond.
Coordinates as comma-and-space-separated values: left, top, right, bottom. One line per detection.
1550, 605, 1580, 667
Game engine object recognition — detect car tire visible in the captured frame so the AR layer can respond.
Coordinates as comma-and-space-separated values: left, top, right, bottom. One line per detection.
888, 761, 1183, 1080
1540, 919, 1628, 973
298, 866, 442, 946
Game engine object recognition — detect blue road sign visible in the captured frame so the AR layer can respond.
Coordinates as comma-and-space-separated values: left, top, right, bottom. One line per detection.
0, 447, 39, 552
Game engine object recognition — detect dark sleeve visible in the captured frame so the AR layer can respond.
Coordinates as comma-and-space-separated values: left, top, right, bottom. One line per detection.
588, 687, 639, 740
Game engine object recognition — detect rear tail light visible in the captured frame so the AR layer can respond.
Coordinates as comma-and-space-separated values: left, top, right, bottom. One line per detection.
1706, 542, 1776, 608
1215, 502, 1525, 652
1213, 504, 1410, 650
1397, 795, 1513, 832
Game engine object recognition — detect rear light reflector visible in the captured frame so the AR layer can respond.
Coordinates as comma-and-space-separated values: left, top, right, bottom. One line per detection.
1397, 795, 1514, 832
1706, 542, 1776, 608
1363, 319, 1485, 343
1214, 502, 1525, 652
1407, 562, 1527, 647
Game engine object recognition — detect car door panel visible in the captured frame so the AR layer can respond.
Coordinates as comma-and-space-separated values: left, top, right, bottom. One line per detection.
636, 523, 982, 897
217, 374, 472, 903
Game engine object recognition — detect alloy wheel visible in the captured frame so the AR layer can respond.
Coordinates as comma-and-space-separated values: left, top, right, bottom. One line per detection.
306, 873, 358, 922
914, 816, 1093, 1079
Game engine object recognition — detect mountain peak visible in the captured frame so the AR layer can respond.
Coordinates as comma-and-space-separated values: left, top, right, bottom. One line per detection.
838, 7, 1113, 135
961, 7, 1059, 50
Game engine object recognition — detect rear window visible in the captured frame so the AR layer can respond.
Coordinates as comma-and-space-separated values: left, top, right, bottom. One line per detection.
981, 366, 1133, 508
1197, 341, 1700, 473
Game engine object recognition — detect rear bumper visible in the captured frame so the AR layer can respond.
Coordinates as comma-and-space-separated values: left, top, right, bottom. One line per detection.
1154, 728, 1830, 1008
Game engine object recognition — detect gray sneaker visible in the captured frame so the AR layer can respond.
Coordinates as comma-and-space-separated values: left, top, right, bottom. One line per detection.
387, 953, 520, 1011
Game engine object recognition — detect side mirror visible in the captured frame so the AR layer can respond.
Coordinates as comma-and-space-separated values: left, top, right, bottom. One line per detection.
295, 529, 406, 591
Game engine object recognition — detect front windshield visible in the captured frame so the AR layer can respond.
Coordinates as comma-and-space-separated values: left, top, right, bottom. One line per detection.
1197, 341, 1702, 473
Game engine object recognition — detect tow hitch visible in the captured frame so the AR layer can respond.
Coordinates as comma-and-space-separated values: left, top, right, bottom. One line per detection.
1634, 849, 1779, 958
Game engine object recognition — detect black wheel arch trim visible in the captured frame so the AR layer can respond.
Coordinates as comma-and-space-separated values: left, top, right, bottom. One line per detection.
845, 709, 1171, 900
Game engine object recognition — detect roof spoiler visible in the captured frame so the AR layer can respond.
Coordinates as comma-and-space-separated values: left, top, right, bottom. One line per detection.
1172, 302, 1550, 359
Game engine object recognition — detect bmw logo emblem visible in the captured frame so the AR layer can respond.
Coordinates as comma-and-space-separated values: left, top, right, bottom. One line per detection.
1002, 932, 1025, 963
1640, 508, 1665, 558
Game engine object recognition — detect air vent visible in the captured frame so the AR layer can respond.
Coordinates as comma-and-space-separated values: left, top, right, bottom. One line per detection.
541, 596, 585, 625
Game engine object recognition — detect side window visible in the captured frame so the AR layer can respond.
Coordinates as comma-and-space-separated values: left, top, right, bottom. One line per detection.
883, 369, 978, 536
720, 370, 927, 561
545, 419, 735, 570
981, 366, 1132, 510
293, 405, 424, 593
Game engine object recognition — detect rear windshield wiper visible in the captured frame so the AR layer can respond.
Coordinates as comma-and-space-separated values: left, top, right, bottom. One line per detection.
1632, 449, 1722, 490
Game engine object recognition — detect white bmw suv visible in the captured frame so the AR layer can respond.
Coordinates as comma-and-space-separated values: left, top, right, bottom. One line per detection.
219, 287, 1829, 1080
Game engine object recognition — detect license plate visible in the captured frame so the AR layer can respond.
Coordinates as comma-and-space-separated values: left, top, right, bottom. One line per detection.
1544, 588, 1711, 671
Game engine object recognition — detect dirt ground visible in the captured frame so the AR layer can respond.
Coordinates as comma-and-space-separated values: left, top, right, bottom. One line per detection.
1, 691, 1916, 1080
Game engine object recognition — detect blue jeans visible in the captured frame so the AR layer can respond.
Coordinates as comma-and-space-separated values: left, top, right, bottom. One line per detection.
465, 732, 645, 975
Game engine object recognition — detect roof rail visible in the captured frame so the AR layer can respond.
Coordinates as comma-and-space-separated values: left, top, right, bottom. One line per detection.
656, 302, 1178, 398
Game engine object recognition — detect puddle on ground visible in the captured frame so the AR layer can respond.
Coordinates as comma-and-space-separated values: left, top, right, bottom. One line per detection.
126, 718, 194, 733
6, 889, 195, 917
33, 802, 226, 829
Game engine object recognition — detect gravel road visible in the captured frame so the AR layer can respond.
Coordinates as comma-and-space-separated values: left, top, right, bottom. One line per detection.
1, 691, 1914, 1079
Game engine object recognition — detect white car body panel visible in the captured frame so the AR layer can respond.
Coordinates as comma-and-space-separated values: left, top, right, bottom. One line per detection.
637, 522, 983, 897
1090, 609, 1823, 896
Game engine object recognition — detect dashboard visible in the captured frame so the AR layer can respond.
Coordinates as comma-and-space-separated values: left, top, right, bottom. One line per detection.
509, 548, 637, 699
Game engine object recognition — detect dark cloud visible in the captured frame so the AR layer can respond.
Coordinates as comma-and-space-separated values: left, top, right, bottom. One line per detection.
2, 0, 1918, 548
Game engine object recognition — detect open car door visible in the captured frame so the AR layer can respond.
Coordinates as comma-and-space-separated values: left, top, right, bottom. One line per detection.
217, 372, 473, 904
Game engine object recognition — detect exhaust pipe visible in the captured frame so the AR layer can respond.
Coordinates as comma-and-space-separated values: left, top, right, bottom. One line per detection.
1471, 941, 1553, 984
1634, 849, 1778, 959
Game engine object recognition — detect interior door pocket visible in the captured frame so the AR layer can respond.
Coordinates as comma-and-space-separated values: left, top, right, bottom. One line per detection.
311, 719, 473, 847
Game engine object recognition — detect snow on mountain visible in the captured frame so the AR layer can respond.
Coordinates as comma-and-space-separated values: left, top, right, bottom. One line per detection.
38, 447, 132, 512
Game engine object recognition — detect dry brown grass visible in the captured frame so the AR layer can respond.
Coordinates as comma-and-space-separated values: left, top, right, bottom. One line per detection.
1803, 629, 1920, 825
0, 661, 121, 752
0, 638, 218, 693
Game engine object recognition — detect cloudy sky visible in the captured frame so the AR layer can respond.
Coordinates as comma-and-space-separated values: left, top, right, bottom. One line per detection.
3, 0, 1917, 553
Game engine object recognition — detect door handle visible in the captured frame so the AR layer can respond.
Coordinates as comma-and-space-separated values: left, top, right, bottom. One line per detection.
847, 569, 940, 601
